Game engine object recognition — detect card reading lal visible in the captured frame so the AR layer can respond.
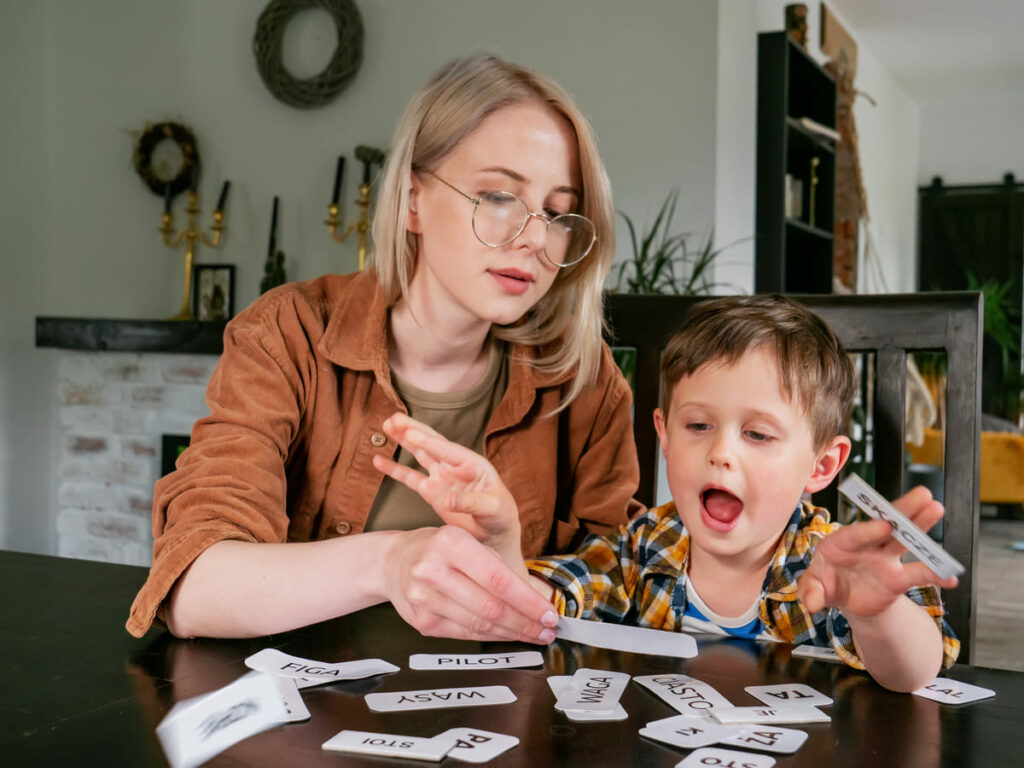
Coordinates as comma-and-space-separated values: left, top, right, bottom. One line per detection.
744, 683, 832, 708
547, 676, 629, 721
838, 473, 964, 580
557, 616, 698, 658
712, 705, 830, 725
245, 648, 399, 685
409, 651, 543, 670
554, 668, 631, 713
322, 730, 455, 762
434, 727, 520, 763
364, 685, 517, 712
640, 714, 740, 749
719, 725, 809, 754
634, 674, 733, 713
677, 747, 777, 768
912, 678, 996, 705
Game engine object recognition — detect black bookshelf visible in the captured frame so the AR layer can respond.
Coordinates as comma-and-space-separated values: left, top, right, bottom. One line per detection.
755, 31, 837, 294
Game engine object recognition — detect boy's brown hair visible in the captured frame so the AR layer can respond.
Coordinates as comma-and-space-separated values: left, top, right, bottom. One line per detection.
659, 295, 856, 451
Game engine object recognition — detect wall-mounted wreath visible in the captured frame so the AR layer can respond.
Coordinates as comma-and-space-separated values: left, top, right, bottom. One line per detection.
133, 121, 200, 198
253, 0, 364, 109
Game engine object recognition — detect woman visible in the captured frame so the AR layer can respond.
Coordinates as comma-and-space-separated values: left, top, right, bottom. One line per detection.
126, 53, 640, 642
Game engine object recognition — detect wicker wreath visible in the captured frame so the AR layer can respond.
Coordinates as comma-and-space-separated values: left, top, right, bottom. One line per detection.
253, 0, 364, 109
133, 121, 200, 198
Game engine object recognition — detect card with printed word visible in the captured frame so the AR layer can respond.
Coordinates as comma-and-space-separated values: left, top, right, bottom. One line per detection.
711, 705, 830, 725
435, 728, 520, 763
677, 747, 777, 767
553, 668, 631, 713
719, 725, 809, 754
245, 648, 398, 686
556, 616, 698, 658
409, 651, 543, 670
547, 676, 629, 721
634, 674, 734, 713
744, 683, 832, 707
322, 730, 455, 762
364, 686, 517, 712
790, 645, 843, 663
640, 714, 740, 749
912, 678, 996, 705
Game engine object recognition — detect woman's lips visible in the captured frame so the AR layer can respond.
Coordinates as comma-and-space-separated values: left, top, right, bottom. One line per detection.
489, 269, 534, 295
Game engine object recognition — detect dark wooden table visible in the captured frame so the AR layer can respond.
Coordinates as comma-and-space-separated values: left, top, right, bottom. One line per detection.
3, 550, 1021, 767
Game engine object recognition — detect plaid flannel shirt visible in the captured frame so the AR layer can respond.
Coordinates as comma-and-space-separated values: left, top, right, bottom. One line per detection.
527, 500, 960, 670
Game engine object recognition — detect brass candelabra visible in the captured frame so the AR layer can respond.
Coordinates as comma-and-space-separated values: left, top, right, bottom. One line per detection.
325, 182, 371, 271
160, 190, 227, 320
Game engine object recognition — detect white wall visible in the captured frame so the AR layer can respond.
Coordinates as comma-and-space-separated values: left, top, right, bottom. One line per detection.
1, 0, 718, 554
919, 99, 1024, 186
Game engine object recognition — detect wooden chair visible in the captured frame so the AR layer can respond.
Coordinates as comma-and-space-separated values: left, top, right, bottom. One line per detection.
604, 291, 982, 663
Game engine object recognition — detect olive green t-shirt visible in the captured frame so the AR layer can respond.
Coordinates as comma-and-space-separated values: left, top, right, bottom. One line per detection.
364, 341, 509, 532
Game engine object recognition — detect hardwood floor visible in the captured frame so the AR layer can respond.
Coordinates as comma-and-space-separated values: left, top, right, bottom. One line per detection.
974, 518, 1024, 671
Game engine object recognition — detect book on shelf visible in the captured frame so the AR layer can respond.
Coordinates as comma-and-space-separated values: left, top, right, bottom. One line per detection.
796, 116, 840, 143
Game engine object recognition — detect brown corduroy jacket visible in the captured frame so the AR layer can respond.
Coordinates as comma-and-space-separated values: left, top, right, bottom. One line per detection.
126, 271, 641, 637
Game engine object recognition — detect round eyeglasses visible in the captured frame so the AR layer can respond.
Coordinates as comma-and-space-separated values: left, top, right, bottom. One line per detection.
421, 169, 597, 268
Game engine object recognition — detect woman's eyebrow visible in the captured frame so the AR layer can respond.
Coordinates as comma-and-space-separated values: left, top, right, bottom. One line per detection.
477, 166, 580, 197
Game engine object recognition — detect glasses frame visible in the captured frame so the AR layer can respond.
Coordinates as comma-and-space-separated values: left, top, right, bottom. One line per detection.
420, 169, 596, 268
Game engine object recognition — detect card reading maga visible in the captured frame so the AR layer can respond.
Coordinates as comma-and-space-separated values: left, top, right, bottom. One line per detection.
633, 674, 733, 713
838, 473, 964, 579
744, 683, 832, 707
322, 730, 454, 762
677, 747, 777, 768
245, 648, 399, 685
556, 616, 698, 658
409, 651, 543, 670
435, 727, 520, 763
364, 685, 516, 712
912, 678, 996, 705
547, 676, 629, 721
554, 668, 631, 713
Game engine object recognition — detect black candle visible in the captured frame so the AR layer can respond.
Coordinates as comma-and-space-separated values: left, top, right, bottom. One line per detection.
163, 184, 172, 214
189, 162, 199, 193
331, 156, 345, 205
268, 195, 279, 259
216, 180, 231, 212
361, 158, 371, 185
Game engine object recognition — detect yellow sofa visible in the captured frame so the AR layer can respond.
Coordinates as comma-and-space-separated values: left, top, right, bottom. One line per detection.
907, 426, 1024, 504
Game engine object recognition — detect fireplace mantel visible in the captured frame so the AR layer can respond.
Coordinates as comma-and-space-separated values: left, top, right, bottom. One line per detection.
35, 317, 226, 355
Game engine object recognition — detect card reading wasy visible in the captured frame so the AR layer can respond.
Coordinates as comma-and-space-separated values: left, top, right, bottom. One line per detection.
365, 686, 516, 712
838, 473, 964, 580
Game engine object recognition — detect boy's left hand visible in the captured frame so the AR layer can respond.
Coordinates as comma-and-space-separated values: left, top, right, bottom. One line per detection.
798, 485, 959, 618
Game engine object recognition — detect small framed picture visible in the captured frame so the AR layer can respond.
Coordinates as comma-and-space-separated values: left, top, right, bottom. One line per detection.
193, 264, 235, 321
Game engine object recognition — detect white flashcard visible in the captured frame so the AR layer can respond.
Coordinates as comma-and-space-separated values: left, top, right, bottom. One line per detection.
435, 727, 520, 763
711, 705, 830, 725
547, 676, 629, 721
269, 675, 310, 722
156, 672, 289, 768
790, 645, 843, 663
554, 668, 631, 713
744, 683, 832, 707
640, 714, 740, 749
364, 685, 517, 712
838, 473, 964, 579
556, 616, 698, 658
719, 725, 809, 754
634, 674, 734, 713
912, 678, 996, 705
409, 651, 544, 670
677, 747, 776, 768
322, 730, 455, 762
245, 648, 398, 685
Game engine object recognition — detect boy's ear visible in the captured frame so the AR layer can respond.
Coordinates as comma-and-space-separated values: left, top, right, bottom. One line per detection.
804, 435, 851, 494
653, 408, 669, 455
407, 170, 422, 233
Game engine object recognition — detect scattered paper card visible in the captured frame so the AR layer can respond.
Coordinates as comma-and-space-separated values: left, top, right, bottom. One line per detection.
547, 676, 628, 721
838, 473, 964, 580
156, 672, 289, 768
245, 648, 399, 685
711, 705, 830, 725
435, 727, 520, 763
556, 616, 698, 658
554, 668, 631, 713
745, 683, 832, 707
409, 651, 543, 670
322, 730, 454, 762
640, 714, 740, 749
912, 678, 996, 705
677, 747, 776, 767
790, 645, 843, 663
634, 674, 733, 713
364, 686, 517, 712
719, 725, 809, 754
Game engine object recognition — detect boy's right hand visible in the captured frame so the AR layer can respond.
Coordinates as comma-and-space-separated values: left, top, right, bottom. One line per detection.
373, 413, 523, 564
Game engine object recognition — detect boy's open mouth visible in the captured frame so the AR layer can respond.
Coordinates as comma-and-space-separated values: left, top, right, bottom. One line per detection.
701, 488, 744, 529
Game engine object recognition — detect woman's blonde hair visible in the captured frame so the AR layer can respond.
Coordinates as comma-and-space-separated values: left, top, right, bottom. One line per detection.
372, 53, 615, 410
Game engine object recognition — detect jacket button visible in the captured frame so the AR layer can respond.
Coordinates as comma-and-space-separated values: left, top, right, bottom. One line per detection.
370, 432, 387, 447
335, 521, 351, 535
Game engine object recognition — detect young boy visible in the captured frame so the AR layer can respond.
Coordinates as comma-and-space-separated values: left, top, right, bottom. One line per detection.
375, 295, 960, 692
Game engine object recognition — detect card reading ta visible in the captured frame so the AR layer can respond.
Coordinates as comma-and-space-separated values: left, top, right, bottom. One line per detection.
838, 473, 964, 580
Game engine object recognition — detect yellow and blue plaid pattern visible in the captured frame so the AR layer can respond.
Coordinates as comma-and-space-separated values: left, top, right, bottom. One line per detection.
527, 500, 960, 670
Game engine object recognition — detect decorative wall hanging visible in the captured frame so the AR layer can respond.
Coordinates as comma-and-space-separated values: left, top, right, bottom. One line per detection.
253, 0, 364, 109
133, 121, 201, 200
325, 144, 385, 270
